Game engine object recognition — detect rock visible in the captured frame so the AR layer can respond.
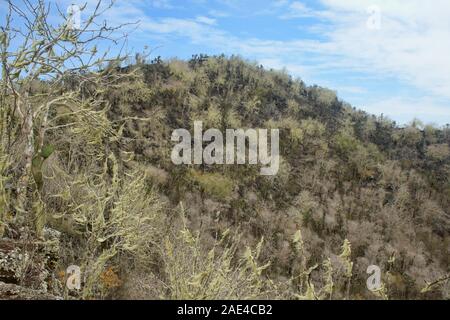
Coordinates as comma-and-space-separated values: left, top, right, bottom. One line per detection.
0, 281, 62, 300
0, 230, 62, 295
0, 240, 24, 284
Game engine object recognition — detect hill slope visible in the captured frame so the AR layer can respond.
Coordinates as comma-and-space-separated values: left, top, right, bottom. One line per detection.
105, 55, 449, 299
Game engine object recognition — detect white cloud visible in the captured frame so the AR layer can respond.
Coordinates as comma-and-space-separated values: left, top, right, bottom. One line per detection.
280, 1, 315, 19
208, 9, 229, 18
150, 0, 174, 9
258, 58, 310, 78
272, 0, 450, 123
195, 16, 217, 25
303, 0, 450, 100
364, 96, 450, 125
273, 0, 290, 7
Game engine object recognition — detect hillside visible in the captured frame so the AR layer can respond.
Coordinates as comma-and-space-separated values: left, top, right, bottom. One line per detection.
1, 54, 449, 300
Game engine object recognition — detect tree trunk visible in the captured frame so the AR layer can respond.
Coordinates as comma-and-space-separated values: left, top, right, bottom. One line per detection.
15, 98, 34, 219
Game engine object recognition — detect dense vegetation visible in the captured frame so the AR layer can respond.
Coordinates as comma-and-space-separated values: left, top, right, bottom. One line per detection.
0, 1, 448, 300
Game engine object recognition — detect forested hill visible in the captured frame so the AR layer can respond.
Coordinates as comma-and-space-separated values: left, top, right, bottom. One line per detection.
1, 55, 449, 300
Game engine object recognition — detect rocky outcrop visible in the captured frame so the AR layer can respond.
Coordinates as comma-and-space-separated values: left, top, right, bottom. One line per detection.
0, 227, 63, 299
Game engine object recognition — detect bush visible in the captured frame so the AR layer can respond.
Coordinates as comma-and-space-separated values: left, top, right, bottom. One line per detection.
426, 144, 450, 162
159, 205, 272, 299
189, 170, 234, 200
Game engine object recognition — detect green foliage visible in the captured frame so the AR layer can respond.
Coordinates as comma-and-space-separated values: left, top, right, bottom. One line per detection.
334, 132, 360, 157
189, 170, 234, 200
40, 145, 54, 159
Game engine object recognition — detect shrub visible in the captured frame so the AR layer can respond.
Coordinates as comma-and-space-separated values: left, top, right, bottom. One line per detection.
426, 144, 450, 162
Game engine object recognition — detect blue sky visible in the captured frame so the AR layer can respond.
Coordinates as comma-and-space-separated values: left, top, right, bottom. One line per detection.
4, 0, 450, 126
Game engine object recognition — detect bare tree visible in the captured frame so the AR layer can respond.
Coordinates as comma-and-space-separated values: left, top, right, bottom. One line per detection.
0, 0, 132, 231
